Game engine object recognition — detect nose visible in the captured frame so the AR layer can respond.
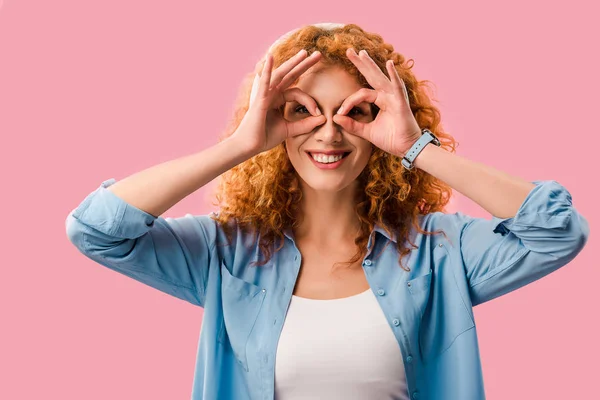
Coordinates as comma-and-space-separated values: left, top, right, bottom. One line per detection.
313, 111, 343, 144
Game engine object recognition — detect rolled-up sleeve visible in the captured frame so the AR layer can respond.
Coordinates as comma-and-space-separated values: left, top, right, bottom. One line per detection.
65, 178, 219, 307
454, 180, 589, 306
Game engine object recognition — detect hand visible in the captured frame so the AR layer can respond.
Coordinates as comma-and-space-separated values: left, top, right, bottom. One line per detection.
231, 49, 327, 155
333, 48, 422, 157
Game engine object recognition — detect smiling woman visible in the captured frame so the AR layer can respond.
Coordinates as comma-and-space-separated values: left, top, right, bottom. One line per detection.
214, 23, 455, 273
66, 21, 589, 400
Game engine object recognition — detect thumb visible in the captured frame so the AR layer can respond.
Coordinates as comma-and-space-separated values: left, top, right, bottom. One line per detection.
287, 115, 326, 138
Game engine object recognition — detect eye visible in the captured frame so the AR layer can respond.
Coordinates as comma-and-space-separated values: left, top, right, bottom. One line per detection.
294, 105, 365, 115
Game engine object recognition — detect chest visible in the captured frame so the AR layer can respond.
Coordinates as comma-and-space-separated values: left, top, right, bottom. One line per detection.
210, 223, 481, 399
291, 241, 370, 300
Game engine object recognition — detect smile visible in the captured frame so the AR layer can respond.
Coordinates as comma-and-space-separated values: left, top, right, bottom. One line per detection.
306, 151, 351, 170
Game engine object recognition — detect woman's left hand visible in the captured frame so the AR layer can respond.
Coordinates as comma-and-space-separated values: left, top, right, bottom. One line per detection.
333, 48, 422, 157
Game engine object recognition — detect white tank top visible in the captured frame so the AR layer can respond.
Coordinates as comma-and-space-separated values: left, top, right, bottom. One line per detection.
274, 288, 410, 400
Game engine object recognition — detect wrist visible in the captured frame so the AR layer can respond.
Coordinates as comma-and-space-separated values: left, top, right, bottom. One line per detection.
398, 131, 422, 158
400, 128, 441, 170
411, 142, 438, 170
225, 134, 260, 159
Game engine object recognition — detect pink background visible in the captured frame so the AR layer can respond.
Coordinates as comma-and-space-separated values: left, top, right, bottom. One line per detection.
1, 0, 597, 398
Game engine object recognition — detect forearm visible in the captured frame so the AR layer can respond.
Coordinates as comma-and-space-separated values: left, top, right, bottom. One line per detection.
408, 144, 536, 219
107, 136, 255, 218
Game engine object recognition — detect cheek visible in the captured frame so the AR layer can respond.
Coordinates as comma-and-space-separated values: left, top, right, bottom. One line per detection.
357, 142, 373, 159
354, 145, 373, 169
284, 139, 295, 154
357, 151, 371, 167
284, 140, 303, 164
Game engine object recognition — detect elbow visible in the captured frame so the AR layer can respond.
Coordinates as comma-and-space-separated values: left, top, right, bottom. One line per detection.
554, 211, 590, 264
573, 212, 590, 256
65, 210, 87, 251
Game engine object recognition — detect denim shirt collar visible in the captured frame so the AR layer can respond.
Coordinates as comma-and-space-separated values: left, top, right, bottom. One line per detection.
283, 222, 398, 245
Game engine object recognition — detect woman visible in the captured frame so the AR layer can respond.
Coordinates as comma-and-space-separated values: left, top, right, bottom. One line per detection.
65, 23, 589, 400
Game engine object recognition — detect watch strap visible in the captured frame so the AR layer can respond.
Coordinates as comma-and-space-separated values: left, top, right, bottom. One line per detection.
401, 129, 441, 170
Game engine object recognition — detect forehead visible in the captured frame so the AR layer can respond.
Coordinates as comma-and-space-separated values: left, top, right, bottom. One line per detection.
294, 64, 363, 93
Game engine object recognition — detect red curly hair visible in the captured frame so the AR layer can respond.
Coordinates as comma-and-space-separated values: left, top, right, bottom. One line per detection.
209, 23, 458, 272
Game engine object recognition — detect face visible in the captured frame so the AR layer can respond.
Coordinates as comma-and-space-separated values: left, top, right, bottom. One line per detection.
283, 64, 374, 194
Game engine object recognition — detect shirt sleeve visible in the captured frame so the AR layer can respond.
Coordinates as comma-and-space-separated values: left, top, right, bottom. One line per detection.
452, 180, 590, 307
65, 178, 220, 308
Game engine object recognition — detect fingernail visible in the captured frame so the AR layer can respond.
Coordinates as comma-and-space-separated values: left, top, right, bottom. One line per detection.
315, 108, 321, 115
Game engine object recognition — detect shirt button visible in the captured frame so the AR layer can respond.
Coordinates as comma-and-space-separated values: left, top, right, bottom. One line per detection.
363, 259, 372, 266
439, 243, 443, 247
377, 289, 385, 296
412, 391, 420, 399
392, 318, 400, 326
406, 355, 413, 363
262, 289, 266, 293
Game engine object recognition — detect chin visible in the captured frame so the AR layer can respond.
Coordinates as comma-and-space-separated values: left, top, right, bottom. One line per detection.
298, 175, 353, 193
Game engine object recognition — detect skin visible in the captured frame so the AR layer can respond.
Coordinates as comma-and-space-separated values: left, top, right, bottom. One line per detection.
282, 63, 374, 245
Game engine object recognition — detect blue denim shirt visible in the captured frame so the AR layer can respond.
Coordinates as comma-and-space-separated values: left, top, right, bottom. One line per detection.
65, 178, 589, 400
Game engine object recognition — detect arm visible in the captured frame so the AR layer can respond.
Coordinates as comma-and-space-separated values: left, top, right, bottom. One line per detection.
409, 144, 590, 306
65, 136, 255, 307
105, 136, 255, 218
410, 143, 535, 219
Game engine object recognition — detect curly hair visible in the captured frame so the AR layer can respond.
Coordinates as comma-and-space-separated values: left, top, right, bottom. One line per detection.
209, 23, 458, 272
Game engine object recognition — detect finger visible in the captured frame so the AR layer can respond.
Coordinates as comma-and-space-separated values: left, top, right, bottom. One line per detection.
337, 88, 378, 116
399, 76, 410, 106
287, 115, 327, 138
256, 49, 305, 92
266, 48, 306, 85
386, 59, 409, 107
333, 114, 370, 140
347, 48, 392, 92
386, 60, 402, 94
268, 49, 319, 89
277, 50, 322, 89
256, 58, 267, 76
283, 87, 322, 116
257, 53, 273, 100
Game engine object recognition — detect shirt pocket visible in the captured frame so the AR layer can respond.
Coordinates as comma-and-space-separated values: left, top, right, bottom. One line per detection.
419, 241, 475, 363
407, 268, 433, 319
218, 261, 267, 372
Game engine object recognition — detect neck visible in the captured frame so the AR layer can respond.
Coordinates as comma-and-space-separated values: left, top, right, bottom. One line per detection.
294, 181, 361, 245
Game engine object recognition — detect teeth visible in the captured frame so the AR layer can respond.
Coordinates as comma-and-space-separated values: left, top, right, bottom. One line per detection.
311, 153, 344, 163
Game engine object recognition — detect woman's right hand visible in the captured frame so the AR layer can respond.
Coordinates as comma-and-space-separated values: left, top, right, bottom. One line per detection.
232, 49, 327, 155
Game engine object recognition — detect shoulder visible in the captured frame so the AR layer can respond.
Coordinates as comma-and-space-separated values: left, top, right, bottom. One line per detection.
198, 211, 263, 265
417, 211, 472, 235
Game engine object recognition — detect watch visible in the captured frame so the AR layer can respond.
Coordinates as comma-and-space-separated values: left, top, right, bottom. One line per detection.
401, 128, 441, 170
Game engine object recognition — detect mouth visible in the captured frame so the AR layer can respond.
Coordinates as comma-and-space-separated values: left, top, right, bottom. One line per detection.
305, 151, 352, 159
305, 151, 352, 169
